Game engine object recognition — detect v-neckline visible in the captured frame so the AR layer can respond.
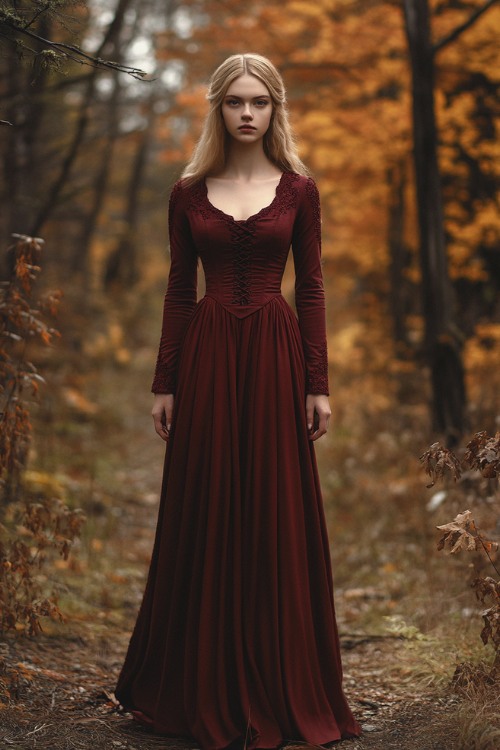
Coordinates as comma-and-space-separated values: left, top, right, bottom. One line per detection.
202, 172, 287, 223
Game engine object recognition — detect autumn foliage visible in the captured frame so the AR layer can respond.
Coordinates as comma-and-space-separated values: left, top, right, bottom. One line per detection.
0, 235, 85, 635
1, 236, 58, 493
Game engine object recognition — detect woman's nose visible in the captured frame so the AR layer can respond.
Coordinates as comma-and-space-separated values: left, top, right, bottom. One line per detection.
241, 104, 253, 119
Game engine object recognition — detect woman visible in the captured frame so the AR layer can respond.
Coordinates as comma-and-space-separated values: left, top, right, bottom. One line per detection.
115, 53, 360, 748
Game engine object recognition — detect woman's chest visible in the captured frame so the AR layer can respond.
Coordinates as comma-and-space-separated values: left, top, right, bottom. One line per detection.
188, 210, 295, 261
204, 179, 282, 223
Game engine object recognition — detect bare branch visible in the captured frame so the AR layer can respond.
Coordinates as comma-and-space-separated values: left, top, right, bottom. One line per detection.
23, 2, 51, 30
433, 0, 499, 54
0, 14, 148, 79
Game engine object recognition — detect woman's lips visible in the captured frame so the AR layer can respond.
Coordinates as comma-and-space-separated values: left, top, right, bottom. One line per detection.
238, 125, 256, 131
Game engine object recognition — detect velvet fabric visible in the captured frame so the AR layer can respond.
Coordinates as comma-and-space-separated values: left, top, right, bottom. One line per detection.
115, 172, 361, 748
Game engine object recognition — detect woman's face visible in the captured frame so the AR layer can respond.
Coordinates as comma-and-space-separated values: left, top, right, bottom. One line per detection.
221, 74, 273, 144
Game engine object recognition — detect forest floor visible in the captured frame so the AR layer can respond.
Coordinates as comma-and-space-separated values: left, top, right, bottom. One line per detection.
0, 614, 470, 750
1, 319, 499, 750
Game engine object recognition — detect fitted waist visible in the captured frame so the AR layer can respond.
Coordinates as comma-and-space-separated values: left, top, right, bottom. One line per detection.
203, 259, 283, 307
202, 292, 285, 319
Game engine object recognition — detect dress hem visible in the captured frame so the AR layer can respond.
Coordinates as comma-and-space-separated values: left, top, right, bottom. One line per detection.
127, 707, 361, 749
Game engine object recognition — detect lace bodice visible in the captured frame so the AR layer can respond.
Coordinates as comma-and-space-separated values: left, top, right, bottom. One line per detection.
152, 171, 329, 395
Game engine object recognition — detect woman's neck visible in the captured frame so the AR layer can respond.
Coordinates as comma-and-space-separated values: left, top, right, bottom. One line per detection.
222, 141, 278, 182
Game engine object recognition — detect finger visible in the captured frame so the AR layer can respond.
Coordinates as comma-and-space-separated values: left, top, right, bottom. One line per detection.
310, 411, 330, 441
306, 401, 314, 432
310, 428, 323, 441
310, 427, 326, 441
155, 420, 169, 441
152, 410, 169, 441
165, 402, 173, 433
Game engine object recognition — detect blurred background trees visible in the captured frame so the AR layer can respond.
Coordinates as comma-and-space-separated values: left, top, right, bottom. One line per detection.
1, 0, 499, 445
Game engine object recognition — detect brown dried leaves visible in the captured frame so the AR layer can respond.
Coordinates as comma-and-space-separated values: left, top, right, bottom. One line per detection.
464, 431, 500, 479
422, 433, 500, 668
437, 510, 498, 555
472, 577, 500, 651
421, 442, 462, 487
421, 432, 500, 487
436, 510, 500, 660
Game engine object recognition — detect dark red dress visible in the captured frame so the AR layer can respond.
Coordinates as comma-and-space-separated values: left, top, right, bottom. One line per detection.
115, 171, 360, 748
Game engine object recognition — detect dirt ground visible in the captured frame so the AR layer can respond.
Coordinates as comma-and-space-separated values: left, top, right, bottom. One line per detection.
1, 356, 497, 750
0, 621, 465, 750
0, 467, 470, 750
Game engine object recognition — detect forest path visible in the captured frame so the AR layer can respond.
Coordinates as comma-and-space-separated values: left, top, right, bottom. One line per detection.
0, 608, 463, 750
0, 353, 473, 750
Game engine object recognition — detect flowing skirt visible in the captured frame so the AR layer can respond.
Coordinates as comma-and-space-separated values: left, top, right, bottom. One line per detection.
115, 295, 360, 748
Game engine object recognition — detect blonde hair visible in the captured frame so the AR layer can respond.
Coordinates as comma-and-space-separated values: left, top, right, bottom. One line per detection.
181, 53, 310, 185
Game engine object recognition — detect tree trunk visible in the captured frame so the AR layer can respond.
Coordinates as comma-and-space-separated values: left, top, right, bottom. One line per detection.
104, 105, 156, 289
1, 22, 48, 278
72, 72, 122, 278
387, 159, 409, 346
403, 0, 466, 444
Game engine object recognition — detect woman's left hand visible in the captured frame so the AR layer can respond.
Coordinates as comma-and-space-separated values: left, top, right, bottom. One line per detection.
306, 394, 331, 441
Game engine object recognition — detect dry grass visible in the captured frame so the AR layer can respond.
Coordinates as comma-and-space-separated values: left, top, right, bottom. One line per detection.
456, 710, 500, 750
449, 662, 500, 750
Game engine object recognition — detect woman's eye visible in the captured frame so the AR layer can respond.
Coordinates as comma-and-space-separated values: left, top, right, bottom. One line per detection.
226, 99, 240, 106
256, 100, 269, 107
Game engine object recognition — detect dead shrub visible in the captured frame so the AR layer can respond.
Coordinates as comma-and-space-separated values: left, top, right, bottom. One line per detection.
0, 234, 85, 635
422, 436, 500, 676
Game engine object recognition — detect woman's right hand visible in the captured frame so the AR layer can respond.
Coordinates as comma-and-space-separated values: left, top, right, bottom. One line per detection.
152, 393, 174, 441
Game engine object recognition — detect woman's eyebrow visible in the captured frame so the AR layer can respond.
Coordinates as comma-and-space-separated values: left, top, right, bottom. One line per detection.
224, 94, 271, 99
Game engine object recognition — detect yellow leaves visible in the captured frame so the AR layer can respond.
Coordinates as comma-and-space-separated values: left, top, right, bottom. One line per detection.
81, 322, 131, 368
287, 1, 325, 18
445, 196, 499, 282
330, 321, 366, 358
435, 4, 500, 73
438, 89, 476, 124
448, 256, 487, 283
310, 146, 345, 172
471, 202, 499, 233
23, 471, 66, 500
473, 323, 500, 344
300, 110, 336, 130
465, 326, 500, 374
61, 387, 99, 416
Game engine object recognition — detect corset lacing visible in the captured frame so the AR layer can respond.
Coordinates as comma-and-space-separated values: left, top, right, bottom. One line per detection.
230, 221, 255, 305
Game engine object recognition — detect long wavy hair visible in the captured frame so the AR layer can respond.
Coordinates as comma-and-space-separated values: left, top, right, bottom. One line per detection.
181, 53, 310, 185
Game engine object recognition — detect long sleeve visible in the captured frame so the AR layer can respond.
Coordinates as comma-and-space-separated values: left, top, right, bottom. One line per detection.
151, 181, 198, 394
291, 177, 329, 396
